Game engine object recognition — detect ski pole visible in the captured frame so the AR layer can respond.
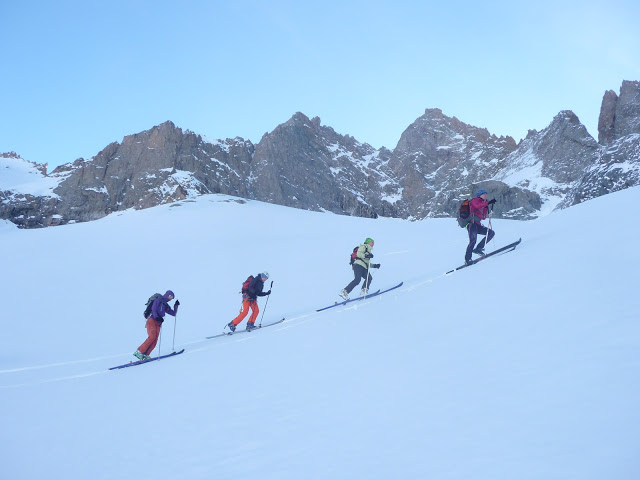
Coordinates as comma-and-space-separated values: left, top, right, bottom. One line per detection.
479, 203, 494, 252
259, 281, 273, 327
172, 312, 177, 352
364, 261, 371, 296
157, 326, 162, 359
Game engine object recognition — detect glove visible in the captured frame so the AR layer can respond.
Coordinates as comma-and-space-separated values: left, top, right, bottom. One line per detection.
372, 264, 381, 269
174, 300, 180, 306
365, 253, 374, 259
488, 198, 497, 205
266, 290, 272, 295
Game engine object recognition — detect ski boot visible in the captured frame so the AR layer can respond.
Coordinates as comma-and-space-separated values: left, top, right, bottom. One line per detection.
227, 322, 236, 333
472, 247, 485, 255
361, 287, 369, 296
465, 258, 474, 266
246, 322, 258, 331
133, 350, 145, 361
339, 289, 349, 300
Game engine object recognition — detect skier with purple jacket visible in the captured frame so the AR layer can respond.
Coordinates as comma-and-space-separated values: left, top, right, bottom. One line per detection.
134, 290, 179, 360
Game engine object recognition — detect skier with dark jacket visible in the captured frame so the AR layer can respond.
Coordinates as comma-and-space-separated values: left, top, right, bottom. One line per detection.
227, 272, 271, 332
134, 290, 179, 360
465, 189, 496, 265
340, 238, 380, 300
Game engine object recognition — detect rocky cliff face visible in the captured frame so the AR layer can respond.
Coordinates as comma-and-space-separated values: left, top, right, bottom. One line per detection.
48, 121, 255, 223
386, 108, 518, 219
248, 113, 396, 218
2, 81, 639, 228
561, 80, 640, 208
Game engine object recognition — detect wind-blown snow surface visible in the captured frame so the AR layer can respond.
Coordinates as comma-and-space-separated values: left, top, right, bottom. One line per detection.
1, 189, 639, 480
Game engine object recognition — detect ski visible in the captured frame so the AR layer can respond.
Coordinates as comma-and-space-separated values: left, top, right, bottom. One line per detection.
206, 318, 285, 339
445, 238, 522, 274
316, 290, 380, 312
109, 349, 185, 370
316, 282, 403, 312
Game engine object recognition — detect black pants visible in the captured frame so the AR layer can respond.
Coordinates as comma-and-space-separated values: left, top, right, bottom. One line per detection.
345, 264, 372, 293
465, 222, 495, 262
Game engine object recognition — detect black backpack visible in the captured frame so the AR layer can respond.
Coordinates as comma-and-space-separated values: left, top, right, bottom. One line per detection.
143, 293, 162, 318
457, 199, 471, 228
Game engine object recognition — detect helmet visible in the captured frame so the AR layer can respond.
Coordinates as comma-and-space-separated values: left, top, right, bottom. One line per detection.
364, 238, 374, 245
475, 189, 488, 197
260, 272, 269, 279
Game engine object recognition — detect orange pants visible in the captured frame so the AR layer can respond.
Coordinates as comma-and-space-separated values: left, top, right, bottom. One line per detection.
138, 317, 162, 356
231, 298, 259, 326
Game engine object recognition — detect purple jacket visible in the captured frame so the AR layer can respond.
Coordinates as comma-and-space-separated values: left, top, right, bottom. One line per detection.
151, 290, 178, 323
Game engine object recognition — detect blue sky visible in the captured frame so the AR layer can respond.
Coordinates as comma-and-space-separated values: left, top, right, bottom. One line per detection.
2, 0, 639, 170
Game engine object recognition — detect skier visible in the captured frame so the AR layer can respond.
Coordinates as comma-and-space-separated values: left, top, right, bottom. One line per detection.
340, 238, 380, 300
227, 272, 271, 332
134, 290, 180, 360
465, 189, 497, 266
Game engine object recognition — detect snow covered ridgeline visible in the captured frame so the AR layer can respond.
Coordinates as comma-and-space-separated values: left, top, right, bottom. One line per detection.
1, 187, 638, 479
2, 81, 640, 229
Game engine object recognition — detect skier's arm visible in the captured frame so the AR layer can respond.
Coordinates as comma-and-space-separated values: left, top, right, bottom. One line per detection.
165, 303, 178, 316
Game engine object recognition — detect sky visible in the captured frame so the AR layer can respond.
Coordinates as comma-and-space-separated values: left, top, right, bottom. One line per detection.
2, 0, 640, 170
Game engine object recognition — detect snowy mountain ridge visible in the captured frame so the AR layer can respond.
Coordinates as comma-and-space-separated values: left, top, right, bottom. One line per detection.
1, 80, 639, 228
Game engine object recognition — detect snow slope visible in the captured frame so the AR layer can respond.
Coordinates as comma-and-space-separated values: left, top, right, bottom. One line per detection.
0, 155, 60, 197
1, 188, 639, 480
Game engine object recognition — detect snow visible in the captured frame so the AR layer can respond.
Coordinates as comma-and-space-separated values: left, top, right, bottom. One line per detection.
1, 187, 639, 479
0, 156, 60, 197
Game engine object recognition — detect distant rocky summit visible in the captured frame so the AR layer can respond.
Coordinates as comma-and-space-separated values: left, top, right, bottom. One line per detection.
1, 80, 639, 228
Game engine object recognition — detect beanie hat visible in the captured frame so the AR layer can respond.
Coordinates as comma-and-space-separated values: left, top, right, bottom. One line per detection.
475, 189, 488, 197
260, 272, 269, 279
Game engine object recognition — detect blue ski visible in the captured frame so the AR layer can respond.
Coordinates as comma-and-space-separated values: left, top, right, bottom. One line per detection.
445, 238, 522, 274
206, 318, 285, 339
316, 282, 403, 312
109, 349, 185, 370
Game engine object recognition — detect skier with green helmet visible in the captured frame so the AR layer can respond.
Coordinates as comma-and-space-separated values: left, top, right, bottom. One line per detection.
340, 238, 380, 300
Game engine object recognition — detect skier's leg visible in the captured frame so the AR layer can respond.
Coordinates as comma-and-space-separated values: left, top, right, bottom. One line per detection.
248, 300, 260, 324
363, 270, 373, 290
230, 298, 251, 326
486, 227, 495, 245
465, 224, 478, 263
345, 265, 364, 293
139, 318, 161, 356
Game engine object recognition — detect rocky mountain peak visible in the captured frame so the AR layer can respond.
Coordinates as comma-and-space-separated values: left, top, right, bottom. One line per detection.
614, 80, 640, 139
598, 90, 618, 145
597, 80, 640, 145
2, 81, 638, 228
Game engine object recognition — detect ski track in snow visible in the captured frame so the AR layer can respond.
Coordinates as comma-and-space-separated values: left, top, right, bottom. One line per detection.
0, 284, 411, 387
0, 245, 520, 388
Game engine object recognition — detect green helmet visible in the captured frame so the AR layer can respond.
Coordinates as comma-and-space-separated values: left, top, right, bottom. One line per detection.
364, 237, 374, 245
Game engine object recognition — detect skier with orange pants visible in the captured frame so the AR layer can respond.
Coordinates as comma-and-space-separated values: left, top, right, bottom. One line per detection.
134, 290, 179, 360
227, 272, 271, 332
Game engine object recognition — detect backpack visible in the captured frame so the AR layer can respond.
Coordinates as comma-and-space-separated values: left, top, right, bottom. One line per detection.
457, 199, 471, 228
349, 246, 359, 265
143, 293, 162, 318
241, 275, 254, 294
